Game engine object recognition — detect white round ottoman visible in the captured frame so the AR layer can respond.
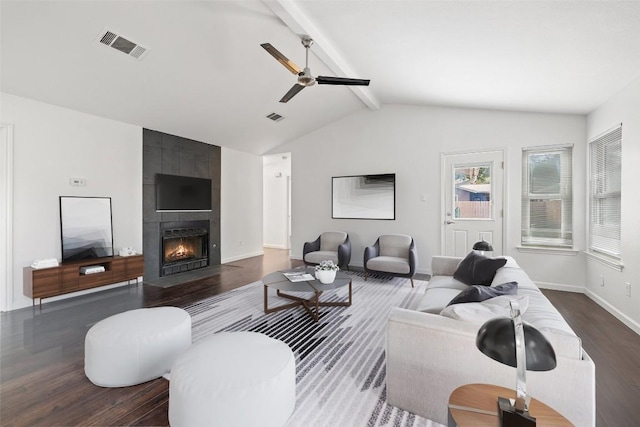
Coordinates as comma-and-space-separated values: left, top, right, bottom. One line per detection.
85, 306, 191, 387
169, 331, 296, 427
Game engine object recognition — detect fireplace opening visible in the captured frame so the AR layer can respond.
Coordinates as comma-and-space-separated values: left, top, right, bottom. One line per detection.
164, 237, 202, 263
160, 221, 209, 277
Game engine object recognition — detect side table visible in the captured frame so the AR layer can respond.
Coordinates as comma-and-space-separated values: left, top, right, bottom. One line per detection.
448, 383, 573, 427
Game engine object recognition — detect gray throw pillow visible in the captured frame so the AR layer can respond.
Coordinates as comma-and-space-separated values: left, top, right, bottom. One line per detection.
453, 251, 507, 286
447, 281, 518, 306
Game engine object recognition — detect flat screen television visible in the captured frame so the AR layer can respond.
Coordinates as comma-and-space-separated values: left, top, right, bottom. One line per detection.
156, 173, 212, 212
60, 196, 114, 262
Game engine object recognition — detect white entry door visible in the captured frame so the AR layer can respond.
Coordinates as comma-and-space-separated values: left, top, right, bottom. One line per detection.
442, 150, 504, 257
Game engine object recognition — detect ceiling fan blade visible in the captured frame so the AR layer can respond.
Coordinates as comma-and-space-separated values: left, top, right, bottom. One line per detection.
260, 43, 302, 75
279, 84, 305, 103
316, 76, 370, 86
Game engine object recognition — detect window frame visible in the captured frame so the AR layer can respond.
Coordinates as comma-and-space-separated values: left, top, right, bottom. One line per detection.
588, 125, 622, 262
521, 145, 574, 249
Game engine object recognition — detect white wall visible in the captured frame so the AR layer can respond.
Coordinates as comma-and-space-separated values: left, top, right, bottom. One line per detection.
0, 124, 13, 312
273, 104, 587, 288
263, 154, 291, 249
220, 147, 264, 263
0, 94, 270, 309
586, 75, 640, 334
1, 93, 142, 310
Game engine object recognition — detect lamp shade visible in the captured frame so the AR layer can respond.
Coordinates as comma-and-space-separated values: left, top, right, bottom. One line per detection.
472, 240, 494, 252
476, 317, 557, 371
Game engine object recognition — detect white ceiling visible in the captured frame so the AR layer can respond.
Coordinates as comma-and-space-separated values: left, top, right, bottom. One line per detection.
2, 1, 640, 155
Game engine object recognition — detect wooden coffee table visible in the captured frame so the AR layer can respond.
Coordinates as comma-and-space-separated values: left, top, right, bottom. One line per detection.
262, 268, 352, 322
448, 383, 573, 427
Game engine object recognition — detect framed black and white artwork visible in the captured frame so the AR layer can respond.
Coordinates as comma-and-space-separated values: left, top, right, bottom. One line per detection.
331, 174, 395, 220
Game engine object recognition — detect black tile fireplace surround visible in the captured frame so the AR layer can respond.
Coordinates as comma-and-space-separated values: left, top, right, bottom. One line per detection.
142, 128, 221, 283
160, 220, 210, 277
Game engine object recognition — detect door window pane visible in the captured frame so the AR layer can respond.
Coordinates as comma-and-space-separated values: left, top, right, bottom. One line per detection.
454, 165, 491, 219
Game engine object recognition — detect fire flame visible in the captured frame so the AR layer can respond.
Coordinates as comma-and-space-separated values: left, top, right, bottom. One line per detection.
166, 240, 196, 261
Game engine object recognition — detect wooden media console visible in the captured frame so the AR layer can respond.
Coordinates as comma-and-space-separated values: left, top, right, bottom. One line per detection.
24, 255, 144, 308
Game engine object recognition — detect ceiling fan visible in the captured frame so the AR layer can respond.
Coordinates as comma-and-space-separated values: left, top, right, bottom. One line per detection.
261, 37, 370, 103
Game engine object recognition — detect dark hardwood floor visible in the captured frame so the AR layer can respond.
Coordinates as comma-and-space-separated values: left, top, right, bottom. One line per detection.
1, 250, 638, 426
542, 289, 640, 427
0, 248, 304, 426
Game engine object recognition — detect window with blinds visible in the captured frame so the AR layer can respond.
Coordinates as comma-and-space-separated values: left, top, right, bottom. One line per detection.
589, 126, 622, 259
521, 145, 573, 247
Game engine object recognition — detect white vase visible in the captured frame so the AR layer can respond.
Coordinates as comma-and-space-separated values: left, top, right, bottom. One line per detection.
315, 269, 336, 284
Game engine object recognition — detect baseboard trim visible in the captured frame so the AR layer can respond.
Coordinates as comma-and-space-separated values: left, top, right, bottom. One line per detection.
584, 289, 640, 336
536, 281, 640, 337
263, 244, 288, 249
535, 281, 585, 293
222, 250, 264, 264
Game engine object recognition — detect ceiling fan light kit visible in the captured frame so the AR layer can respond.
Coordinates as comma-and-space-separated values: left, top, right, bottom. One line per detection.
261, 37, 370, 103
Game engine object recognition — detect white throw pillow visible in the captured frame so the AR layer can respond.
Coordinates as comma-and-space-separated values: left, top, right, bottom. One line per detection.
439, 295, 529, 324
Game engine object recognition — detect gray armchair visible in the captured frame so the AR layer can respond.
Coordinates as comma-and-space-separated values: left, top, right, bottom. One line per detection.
364, 234, 417, 287
303, 231, 351, 270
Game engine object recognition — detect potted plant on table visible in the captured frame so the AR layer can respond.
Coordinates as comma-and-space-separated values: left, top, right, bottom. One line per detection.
314, 260, 339, 284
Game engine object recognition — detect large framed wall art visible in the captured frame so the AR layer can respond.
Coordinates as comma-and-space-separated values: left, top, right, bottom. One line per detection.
59, 196, 114, 262
331, 173, 395, 220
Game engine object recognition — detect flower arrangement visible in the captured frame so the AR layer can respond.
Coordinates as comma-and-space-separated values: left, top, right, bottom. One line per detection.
314, 260, 340, 272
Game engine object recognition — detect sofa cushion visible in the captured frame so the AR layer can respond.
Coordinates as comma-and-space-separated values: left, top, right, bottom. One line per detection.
499, 256, 520, 269
431, 256, 465, 277
440, 295, 529, 323
539, 328, 584, 360
417, 288, 464, 313
447, 282, 518, 306
366, 256, 410, 274
426, 275, 468, 291
492, 267, 537, 291
453, 252, 507, 286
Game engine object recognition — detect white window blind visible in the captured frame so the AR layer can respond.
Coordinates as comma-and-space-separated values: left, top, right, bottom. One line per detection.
589, 126, 622, 259
521, 146, 573, 247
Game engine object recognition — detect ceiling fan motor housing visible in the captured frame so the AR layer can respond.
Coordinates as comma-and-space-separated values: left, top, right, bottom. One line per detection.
298, 68, 316, 86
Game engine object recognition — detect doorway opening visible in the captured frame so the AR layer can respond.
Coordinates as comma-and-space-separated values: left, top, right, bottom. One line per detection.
262, 153, 292, 251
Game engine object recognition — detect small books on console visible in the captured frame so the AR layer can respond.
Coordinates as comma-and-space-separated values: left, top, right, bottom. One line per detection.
283, 272, 315, 282
31, 258, 59, 269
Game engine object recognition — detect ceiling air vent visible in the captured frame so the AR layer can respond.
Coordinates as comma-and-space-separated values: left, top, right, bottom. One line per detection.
266, 112, 284, 122
97, 29, 148, 60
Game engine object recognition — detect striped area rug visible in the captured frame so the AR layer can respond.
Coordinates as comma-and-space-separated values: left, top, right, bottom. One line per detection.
183, 272, 444, 427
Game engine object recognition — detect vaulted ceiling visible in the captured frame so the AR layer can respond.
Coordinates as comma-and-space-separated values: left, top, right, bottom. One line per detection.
2, 1, 640, 155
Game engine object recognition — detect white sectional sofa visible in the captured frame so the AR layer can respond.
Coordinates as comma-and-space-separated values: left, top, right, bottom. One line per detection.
386, 255, 595, 427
